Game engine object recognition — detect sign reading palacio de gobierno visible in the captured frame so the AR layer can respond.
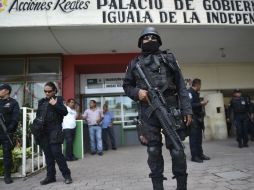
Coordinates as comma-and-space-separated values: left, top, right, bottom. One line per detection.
1, 0, 254, 26
100, 0, 254, 24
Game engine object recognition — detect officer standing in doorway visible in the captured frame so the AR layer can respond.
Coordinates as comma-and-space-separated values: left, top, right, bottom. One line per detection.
188, 79, 210, 163
228, 89, 250, 148
0, 84, 20, 184
123, 27, 192, 190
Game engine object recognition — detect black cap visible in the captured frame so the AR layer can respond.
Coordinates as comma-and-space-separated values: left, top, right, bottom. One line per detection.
0, 84, 12, 93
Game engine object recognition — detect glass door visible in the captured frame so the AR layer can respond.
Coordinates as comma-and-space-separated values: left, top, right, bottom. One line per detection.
122, 96, 138, 128
83, 95, 138, 129
102, 96, 122, 125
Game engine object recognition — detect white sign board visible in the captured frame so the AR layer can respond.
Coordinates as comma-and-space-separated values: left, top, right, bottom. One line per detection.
0, 0, 254, 27
80, 73, 125, 94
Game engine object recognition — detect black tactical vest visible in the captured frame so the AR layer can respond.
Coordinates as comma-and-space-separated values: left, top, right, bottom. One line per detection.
231, 97, 248, 113
133, 53, 176, 93
133, 52, 178, 107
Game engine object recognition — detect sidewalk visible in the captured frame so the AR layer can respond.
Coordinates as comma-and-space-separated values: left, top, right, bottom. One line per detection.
1, 138, 254, 190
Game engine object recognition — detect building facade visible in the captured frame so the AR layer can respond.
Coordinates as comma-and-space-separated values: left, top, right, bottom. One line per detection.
1, 0, 254, 140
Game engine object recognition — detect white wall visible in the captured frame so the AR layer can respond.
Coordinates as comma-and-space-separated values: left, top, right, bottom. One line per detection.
181, 63, 254, 90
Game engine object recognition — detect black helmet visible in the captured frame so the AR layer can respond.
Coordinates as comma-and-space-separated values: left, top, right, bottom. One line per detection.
138, 26, 162, 48
233, 89, 241, 94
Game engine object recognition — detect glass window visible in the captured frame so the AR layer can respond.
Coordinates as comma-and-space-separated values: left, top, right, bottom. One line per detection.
9, 83, 24, 107
28, 57, 60, 74
122, 96, 138, 128
0, 58, 25, 75
26, 82, 46, 108
102, 96, 122, 124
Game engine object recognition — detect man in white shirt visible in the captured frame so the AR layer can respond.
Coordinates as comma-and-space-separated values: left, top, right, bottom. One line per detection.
83, 100, 103, 156
62, 99, 78, 161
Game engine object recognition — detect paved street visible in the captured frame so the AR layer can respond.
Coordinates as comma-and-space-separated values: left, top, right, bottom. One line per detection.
1, 138, 254, 190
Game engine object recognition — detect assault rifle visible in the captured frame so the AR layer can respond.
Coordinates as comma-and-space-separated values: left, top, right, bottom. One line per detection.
0, 113, 14, 147
136, 62, 184, 151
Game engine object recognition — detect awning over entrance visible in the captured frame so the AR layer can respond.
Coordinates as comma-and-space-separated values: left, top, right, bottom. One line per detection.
1, 25, 254, 64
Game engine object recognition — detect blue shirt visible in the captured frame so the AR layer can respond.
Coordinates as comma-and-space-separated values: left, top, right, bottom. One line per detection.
188, 87, 202, 116
101, 111, 114, 129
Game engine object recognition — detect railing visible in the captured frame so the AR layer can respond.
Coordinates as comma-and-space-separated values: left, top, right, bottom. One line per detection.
20, 107, 46, 177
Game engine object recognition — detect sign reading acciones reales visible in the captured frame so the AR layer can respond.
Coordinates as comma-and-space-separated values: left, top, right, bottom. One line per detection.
1, 0, 254, 26
8, 0, 91, 13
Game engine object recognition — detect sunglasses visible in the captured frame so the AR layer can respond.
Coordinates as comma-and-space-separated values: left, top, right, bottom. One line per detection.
44, 90, 53, 93
143, 35, 158, 41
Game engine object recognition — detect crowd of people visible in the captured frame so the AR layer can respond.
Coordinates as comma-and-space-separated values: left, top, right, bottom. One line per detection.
0, 27, 254, 190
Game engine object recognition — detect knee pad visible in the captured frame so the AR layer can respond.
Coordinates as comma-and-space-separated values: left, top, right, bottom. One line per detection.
171, 150, 187, 176
171, 149, 186, 161
147, 146, 162, 157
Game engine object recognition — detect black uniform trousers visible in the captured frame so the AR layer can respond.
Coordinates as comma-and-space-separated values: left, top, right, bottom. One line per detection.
234, 113, 249, 145
102, 128, 116, 150
247, 118, 254, 139
0, 134, 13, 172
143, 116, 187, 179
189, 118, 204, 158
39, 134, 71, 178
63, 128, 76, 159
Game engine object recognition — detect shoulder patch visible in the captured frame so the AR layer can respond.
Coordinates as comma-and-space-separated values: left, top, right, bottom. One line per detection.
189, 92, 193, 99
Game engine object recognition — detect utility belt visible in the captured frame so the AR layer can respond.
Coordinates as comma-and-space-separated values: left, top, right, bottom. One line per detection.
234, 111, 248, 114
44, 120, 61, 129
88, 124, 100, 127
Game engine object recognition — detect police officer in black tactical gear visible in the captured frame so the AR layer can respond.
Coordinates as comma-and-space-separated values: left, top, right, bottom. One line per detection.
228, 89, 250, 148
123, 27, 192, 190
36, 82, 72, 185
188, 79, 210, 163
0, 84, 20, 184
244, 95, 254, 141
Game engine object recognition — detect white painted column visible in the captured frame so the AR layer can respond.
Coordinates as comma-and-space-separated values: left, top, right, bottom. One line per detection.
204, 93, 228, 140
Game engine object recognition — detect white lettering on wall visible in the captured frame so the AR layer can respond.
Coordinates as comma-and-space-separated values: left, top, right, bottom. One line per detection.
0, 0, 254, 26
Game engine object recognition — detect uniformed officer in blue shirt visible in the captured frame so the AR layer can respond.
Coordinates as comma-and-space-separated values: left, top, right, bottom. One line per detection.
0, 84, 20, 184
188, 78, 210, 163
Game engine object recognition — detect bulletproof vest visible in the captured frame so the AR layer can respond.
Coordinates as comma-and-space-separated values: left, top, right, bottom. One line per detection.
38, 97, 63, 127
231, 97, 248, 113
134, 53, 176, 94
0, 98, 15, 127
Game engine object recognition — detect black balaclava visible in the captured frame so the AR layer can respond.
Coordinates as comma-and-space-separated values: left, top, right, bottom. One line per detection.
141, 41, 160, 54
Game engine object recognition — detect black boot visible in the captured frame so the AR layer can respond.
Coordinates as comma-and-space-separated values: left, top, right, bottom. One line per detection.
152, 178, 164, 190
176, 175, 187, 190
40, 177, 56, 185
64, 175, 73, 184
4, 170, 13, 184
